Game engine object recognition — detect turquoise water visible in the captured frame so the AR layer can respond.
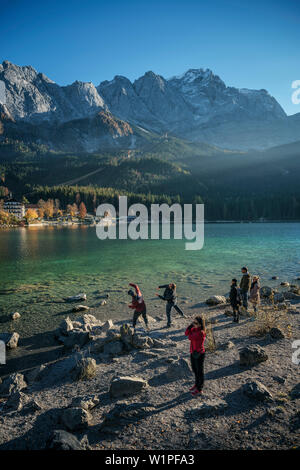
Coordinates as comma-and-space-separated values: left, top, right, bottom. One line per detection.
0, 223, 300, 338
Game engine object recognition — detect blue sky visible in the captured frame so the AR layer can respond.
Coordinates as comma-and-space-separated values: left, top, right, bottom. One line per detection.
1, 0, 299, 114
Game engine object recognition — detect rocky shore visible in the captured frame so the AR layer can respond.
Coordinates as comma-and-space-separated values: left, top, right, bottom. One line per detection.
0, 283, 299, 451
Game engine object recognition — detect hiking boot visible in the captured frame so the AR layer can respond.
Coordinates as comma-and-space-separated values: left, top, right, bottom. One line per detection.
191, 388, 202, 397
189, 384, 197, 392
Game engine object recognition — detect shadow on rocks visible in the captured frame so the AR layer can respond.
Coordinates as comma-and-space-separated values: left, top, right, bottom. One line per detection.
0, 408, 62, 450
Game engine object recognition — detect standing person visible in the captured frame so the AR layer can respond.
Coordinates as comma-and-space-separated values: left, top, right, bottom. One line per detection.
128, 283, 149, 332
185, 316, 206, 397
240, 267, 251, 311
156, 283, 185, 328
249, 275, 260, 315
229, 278, 241, 323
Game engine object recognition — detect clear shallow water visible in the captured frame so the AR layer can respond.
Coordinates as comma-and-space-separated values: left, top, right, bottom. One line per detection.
0, 223, 300, 339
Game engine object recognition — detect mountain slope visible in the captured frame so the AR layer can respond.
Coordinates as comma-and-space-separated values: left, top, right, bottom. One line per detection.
1, 61, 300, 151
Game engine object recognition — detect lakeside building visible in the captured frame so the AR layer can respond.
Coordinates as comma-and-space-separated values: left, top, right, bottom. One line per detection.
3, 198, 25, 219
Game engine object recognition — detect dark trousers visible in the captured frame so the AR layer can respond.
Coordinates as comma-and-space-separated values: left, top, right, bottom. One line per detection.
241, 290, 248, 309
231, 303, 240, 322
190, 352, 205, 391
133, 309, 148, 328
166, 301, 184, 326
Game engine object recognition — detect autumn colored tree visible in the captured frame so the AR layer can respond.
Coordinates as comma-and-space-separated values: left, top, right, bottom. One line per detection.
79, 202, 87, 219
25, 208, 38, 223
44, 199, 54, 218
67, 203, 78, 217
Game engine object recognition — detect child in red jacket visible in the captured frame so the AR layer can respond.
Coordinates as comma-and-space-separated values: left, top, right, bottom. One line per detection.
185, 316, 206, 396
128, 283, 149, 332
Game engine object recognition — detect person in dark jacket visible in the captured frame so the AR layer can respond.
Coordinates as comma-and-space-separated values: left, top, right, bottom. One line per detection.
240, 267, 251, 311
185, 316, 206, 397
128, 283, 149, 332
156, 283, 185, 327
229, 278, 241, 323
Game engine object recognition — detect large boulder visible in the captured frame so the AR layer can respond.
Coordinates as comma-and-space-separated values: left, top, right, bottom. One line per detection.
75, 313, 103, 332
242, 380, 273, 401
90, 330, 121, 354
0, 332, 20, 349
165, 358, 191, 380
58, 330, 90, 349
25, 364, 46, 384
132, 334, 154, 350
59, 317, 73, 335
0, 373, 27, 397
109, 376, 148, 398
47, 430, 89, 450
269, 327, 285, 340
119, 323, 134, 348
261, 286, 274, 298
101, 319, 114, 332
205, 295, 226, 306
239, 345, 268, 366
283, 291, 300, 301
2, 391, 30, 412
61, 407, 92, 431
71, 357, 97, 381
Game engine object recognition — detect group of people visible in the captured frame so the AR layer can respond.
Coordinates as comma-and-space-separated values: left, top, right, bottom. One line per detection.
127, 282, 205, 397
229, 267, 261, 322
128, 282, 185, 331
127, 267, 260, 398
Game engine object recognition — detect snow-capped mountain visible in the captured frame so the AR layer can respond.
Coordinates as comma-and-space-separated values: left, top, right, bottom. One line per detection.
1, 61, 299, 150
0, 61, 106, 123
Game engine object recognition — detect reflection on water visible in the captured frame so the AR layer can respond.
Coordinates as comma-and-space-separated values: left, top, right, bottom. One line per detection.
0, 223, 300, 338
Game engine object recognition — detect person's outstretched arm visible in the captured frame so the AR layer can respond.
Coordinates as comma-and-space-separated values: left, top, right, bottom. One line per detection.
129, 283, 141, 297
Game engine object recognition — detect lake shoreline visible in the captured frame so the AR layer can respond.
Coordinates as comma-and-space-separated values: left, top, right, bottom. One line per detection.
1, 218, 300, 230
0, 299, 299, 450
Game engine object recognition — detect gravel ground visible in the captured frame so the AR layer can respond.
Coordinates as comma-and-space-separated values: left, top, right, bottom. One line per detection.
0, 302, 299, 450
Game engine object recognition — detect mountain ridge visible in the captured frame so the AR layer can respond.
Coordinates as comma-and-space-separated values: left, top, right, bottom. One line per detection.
1, 60, 299, 151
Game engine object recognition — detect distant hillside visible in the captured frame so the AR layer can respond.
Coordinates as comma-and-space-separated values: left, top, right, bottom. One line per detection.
0, 138, 300, 221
